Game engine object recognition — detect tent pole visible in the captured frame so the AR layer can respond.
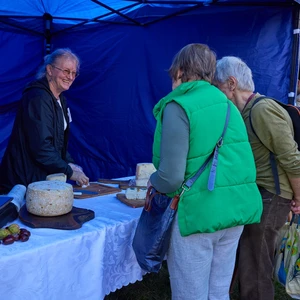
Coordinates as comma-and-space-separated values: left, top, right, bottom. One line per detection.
288, 5, 300, 105
43, 13, 53, 55
91, 0, 142, 26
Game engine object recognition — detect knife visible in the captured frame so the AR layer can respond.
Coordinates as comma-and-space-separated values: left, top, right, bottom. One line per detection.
97, 178, 131, 185
73, 190, 98, 195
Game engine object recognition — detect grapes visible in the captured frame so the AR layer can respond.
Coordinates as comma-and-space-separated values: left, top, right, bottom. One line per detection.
0, 224, 31, 245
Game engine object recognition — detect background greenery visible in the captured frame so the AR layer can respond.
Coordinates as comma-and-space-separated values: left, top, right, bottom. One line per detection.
105, 262, 292, 300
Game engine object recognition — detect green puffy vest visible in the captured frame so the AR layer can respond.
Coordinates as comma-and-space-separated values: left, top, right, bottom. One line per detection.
152, 81, 262, 236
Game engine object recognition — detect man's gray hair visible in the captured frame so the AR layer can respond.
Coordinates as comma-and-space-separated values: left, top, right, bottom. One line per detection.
215, 56, 255, 92
36, 48, 80, 79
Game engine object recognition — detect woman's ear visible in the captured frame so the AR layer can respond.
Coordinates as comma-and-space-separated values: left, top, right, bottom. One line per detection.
177, 70, 184, 81
46, 64, 52, 77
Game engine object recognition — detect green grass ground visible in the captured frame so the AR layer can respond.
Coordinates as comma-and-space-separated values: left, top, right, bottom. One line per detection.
105, 262, 292, 300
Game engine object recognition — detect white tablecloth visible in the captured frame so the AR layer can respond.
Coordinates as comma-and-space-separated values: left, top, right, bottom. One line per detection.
0, 182, 146, 300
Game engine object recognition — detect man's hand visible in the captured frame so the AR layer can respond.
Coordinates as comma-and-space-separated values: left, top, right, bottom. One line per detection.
291, 198, 300, 214
287, 177, 300, 214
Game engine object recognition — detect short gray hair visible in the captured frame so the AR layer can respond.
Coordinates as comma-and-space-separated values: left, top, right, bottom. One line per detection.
215, 56, 255, 92
36, 48, 80, 79
169, 44, 216, 83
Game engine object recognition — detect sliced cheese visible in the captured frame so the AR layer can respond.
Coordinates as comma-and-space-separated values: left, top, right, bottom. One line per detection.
125, 187, 147, 200
46, 173, 67, 182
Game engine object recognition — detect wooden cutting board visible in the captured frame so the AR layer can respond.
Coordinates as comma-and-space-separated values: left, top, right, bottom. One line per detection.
73, 183, 121, 199
19, 205, 95, 230
116, 193, 145, 208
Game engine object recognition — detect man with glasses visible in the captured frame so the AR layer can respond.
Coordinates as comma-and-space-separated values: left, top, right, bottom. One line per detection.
0, 48, 89, 193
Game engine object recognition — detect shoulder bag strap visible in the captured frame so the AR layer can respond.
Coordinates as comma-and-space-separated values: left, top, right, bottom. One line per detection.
181, 102, 231, 196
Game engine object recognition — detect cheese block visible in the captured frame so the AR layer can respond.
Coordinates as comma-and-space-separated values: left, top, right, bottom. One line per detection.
125, 187, 147, 200
46, 173, 67, 182
135, 163, 156, 186
26, 181, 73, 217
135, 178, 148, 187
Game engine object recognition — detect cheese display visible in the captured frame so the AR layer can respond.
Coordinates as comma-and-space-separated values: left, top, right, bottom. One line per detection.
135, 163, 156, 187
46, 173, 67, 182
125, 187, 147, 200
26, 181, 73, 217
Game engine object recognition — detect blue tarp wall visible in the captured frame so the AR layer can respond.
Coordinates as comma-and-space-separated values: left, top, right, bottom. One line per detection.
0, 4, 295, 180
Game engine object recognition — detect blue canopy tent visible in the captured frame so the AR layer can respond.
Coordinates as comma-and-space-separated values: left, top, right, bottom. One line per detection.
0, 0, 299, 180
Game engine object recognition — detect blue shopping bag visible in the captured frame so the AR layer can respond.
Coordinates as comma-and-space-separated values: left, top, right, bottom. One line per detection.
132, 187, 179, 273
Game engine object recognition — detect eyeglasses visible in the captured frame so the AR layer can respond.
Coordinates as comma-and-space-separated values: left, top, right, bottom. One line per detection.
51, 65, 79, 78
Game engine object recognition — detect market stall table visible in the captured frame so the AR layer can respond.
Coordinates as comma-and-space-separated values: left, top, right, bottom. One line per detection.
0, 182, 146, 300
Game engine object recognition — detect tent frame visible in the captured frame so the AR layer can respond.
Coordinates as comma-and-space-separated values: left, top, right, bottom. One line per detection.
0, 0, 299, 103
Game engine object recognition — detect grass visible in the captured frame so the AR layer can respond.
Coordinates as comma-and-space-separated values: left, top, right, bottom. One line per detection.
105, 262, 292, 300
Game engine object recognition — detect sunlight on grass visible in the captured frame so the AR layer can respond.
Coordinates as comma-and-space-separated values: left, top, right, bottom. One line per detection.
105, 262, 293, 300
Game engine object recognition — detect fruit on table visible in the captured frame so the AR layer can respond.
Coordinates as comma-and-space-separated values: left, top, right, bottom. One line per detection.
2, 235, 15, 245
8, 224, 20, 235
13, 234, 20, 241
19, 234, 29, 242
0, 224, 31, 245
20, 228, 31, 237
0, 228, 11, 239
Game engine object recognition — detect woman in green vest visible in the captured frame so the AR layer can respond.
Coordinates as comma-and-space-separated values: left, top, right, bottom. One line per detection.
148, 44, 262, 300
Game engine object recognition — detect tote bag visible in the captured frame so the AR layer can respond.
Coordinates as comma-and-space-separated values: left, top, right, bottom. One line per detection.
274, 217, 300, 299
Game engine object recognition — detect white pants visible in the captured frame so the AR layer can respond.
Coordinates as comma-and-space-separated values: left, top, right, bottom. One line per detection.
167, 215, 243, 300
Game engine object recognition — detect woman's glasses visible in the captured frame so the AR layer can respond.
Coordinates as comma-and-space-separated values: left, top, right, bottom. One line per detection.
51, 65, 79, 78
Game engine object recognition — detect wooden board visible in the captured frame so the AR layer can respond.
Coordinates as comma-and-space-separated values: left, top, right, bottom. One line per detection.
19, 205, 95, 230
116, 193, 145, 208
97, 178, 131, 185
73, 183, 121, 199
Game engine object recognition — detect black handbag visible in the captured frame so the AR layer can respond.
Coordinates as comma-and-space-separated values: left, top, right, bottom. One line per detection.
132, 102, 231, 273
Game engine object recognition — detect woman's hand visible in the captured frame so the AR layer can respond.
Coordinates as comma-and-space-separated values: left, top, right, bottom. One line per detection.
68, 163, 89, 186
68, 163, 83, 172
70, 170, 89, 186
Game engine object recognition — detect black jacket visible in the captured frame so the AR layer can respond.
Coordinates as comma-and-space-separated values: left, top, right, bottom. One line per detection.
0, 77, 74, 191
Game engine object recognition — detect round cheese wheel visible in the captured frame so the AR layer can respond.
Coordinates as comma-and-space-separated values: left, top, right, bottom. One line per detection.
26, 181, 74, 217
